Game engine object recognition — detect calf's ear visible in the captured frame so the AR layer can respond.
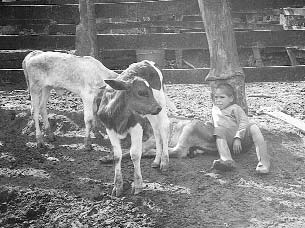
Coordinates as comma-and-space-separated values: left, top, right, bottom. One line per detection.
104, 79, 131, 90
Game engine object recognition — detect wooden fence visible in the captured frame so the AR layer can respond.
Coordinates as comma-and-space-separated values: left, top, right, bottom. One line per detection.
0, 0, 305, 86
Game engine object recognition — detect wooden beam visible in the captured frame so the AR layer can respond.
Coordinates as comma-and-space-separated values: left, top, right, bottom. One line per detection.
2, 30, 305, 50
0, 24, 76, 35
283, 8, 305, 16
0, 19, 52, 25
94, 0, 199, 18
0, 35, 75, 50
96, 30, 305, 50
261, 109, 305, 133
93, 0, 305, 19
229, 0, 305, 11
0, 5, 79, 24
1, 1, 304, 20
96, 20, 283, 32
2, 65, 305, 85
0, 0, 78, 4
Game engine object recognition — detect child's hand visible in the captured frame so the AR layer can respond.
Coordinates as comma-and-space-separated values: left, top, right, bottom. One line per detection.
233, 138, 242, 154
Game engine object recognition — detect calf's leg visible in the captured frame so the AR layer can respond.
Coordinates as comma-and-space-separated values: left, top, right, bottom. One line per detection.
82, 96, 95, 150
40, 87, 55, 142
129, 124, 144, 195
147, 109, 170, 172
106, 129, 124, 197
30, 90, 45, 148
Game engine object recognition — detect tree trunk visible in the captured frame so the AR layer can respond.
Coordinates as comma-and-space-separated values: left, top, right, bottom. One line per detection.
197, 0, 248, 113
75, 0, 98, 58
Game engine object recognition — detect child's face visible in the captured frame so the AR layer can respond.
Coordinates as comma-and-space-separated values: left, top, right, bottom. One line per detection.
214, 88, 234, 110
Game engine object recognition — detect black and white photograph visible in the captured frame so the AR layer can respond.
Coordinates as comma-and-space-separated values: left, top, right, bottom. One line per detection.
1, 0, 305, 227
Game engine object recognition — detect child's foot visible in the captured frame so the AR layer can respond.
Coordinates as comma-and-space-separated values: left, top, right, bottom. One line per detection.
212, 159, 236, 171
256, 162, 270, 174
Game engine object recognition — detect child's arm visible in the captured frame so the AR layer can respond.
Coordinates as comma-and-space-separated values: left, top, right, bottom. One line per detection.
233, 105, 249, 139
231, 105, 248, 154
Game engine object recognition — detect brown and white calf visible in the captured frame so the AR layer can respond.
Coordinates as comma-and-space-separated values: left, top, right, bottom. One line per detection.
22, 50, 119, 149
97, 60, 171, 197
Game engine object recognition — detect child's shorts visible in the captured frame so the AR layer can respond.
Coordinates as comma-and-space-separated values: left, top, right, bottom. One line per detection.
214, 123, 254, 153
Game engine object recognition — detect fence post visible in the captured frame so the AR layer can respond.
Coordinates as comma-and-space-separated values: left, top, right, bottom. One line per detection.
75, 0, 98, 58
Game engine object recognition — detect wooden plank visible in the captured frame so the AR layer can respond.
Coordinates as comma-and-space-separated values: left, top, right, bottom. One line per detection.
96, 20, 283, 32
2, 30, 305, 50
163, 66, 305, 84
95, 0, 305, 8
0, 24, 75, 35
0, 50, 30, 69
261, 109, 305, 133
164, 65, 305, 83
2, 65, 305, 86
229, 0, 305, 11
96, 30, 305, 50
49, 24, 76, 35
94, 0, 305, 19
1, 0, 304, 15
0, 35, 75, 50
0, 0, 78, 5
94, 0, 199, 18
0, 49, 135, 69
0, 5, 79, 24
0, 19, 52, 25
283, 8, 305, 16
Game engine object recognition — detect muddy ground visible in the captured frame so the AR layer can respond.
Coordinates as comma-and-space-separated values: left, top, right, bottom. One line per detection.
1, 81, 305, 228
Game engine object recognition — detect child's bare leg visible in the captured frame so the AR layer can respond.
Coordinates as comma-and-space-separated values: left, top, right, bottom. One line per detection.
212, 137, 236, 171
250, 125, 270, 174
216, 137, 233, 161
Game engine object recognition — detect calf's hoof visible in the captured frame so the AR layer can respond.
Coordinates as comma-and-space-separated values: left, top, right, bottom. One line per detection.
133, 187, 143, 195
151, 161, 160, 169
111, 186, 123, 197
160, 163, 169, 172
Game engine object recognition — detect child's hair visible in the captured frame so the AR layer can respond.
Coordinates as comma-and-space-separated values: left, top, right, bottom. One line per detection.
214, 83, 236, 104
216, 83, 235, 98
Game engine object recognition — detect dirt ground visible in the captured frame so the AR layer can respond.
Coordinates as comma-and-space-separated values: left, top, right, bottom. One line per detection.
1, 81, 305, 228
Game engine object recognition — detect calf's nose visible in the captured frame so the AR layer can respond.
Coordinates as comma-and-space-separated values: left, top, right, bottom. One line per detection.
152, 107, 162, 115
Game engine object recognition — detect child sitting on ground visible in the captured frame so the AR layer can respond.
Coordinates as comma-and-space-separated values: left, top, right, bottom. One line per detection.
211, 83, 270, 173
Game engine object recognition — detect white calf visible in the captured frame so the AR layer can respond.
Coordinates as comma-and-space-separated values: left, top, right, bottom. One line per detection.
22, 50, 119, 149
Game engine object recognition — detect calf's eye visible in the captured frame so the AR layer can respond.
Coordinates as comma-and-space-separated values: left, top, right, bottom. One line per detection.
138, 90, 149, 97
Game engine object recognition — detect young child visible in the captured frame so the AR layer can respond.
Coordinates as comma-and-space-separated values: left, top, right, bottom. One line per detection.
211, 83, 270, 173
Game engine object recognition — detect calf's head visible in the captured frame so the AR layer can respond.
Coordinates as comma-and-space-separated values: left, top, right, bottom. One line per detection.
104, 78, 162, 115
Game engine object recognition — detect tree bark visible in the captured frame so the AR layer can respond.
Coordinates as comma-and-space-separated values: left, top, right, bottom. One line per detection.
198, 0, 248, 113
75, 0, 98, 58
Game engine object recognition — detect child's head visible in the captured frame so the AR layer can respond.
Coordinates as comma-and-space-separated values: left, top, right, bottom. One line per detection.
213, 83, 235, 110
